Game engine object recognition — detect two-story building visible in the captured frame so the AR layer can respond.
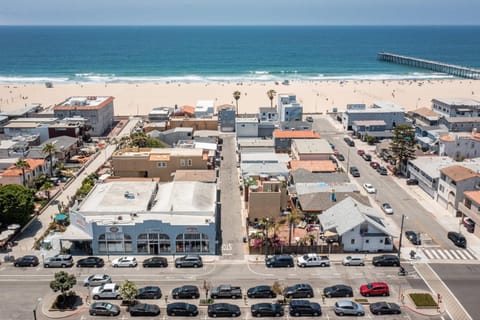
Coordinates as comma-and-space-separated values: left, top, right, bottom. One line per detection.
3, 118, 58, 143
278, 94, 303, 122
273, 130, 320, 153
247, 178, 288, 221
0, 158, 47, 187
458, 191, 480, 238
407, 156, 457, 198
439, 130, 480, 160
437, 165, 480, 216
291, 139, 334, 161
432, 98, 480, 132
342, 101, 406, 131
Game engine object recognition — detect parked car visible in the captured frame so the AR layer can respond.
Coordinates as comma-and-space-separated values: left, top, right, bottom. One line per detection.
211, 284, 242, 299
405, 230, 421, 245
363, 183, 376, 194
370, 301, 401, 315
349, 166, 360, 177
463, 217, 475, 233
362, 153, 371, 161
76, 256, 104, 268
207, 303, 241, 317
382, 203, 393, 214
336, 154, 345, 161
265, 254, 294, 268
334, 300, 365, 317
297, 254, 330, 267
172, 285, 200, 299
129, 303, 161, 317
377, 166, 388, 175
284, 284, 314, 299
83, 274, 112, 287
448, 231, 466, 248
323, 285, 353, 298
289, 300, 322, 317
372, 255, 400, 267
406, 178, 419, 185
370, 161, 380, 169
344, 136, 355, 147
251, 303, 284, 317
360, 282, 389, 297
92, 283, 121, 300
247, 285, 276, 298
175, 255, 203, 268
44, 254, 73, 268
142, 256, 168, 268
112, 256, 137, 268
357, 149, 365, 156
167, 302, 199, 317
89, 302, 120, 317
136, 286, 162, 299
342, 256, 365, 266
13, 255, 39, 267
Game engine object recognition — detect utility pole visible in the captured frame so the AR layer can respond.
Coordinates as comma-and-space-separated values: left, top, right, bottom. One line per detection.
398, 214, 405, 259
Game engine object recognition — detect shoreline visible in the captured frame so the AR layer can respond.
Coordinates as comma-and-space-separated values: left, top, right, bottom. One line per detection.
1, 79, 479, 116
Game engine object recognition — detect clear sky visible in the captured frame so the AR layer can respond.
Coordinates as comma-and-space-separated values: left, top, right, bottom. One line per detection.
1, 0, 479, 26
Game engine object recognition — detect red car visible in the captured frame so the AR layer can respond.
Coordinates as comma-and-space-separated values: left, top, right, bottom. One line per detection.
360, 282, 389, 297
370, 161, 380, 169
357, 149, 365, 156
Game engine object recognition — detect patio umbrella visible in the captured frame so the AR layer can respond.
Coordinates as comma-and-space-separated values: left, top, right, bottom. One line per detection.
55, 214, 68, 222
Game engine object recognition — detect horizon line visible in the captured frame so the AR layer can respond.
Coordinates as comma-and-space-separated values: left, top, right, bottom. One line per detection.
1, 24, 480, 27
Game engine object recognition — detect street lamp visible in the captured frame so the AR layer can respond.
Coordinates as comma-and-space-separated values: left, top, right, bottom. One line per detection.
397, 214, 406, 259
264, 218, 270, 258
33, 297, 42, 320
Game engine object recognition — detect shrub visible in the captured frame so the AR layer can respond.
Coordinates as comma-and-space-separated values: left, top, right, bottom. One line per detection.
409, 293, 438, 307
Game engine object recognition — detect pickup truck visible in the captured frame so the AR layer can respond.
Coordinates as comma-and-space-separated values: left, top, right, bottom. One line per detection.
210, 285, 243, 299
297, 254, 330, 267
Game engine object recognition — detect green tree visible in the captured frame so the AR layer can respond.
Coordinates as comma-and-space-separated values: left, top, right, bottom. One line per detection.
279, 210, 303, 246
267, 89, 276, 109
130, 132, 148, 148
41, 180, 55, 200
145, 137, 166, 148
389, 125, 416, 173
233, 91, 241, 115
0, 184, 35, 226
50, 271, 77, 297
42, 143, 58, 177
271, 281, 286, 303
14, 158, 30, 187
119, 280, 138, 304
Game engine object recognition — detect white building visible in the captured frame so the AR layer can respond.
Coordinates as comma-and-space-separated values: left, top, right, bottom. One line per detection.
342, 101, 406, 131
236, 118, 259, 137
195, 100, 215, 118
439, 130, 480, 160
278, 94, 303, 122
432, 98, 480, 118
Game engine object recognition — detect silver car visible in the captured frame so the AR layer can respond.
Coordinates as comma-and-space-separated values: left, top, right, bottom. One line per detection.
83, 274, 112, 287
342, 256, 365, 266
334, 300, 365, 316
43, 254, 73, 268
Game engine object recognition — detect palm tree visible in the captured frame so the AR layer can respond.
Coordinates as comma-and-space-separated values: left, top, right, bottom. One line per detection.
233, 91, 241, 115
14, 158, 30, 187
267, 89, 276, 109
41, 180, 55, 200
42, 143, 57, 177
279, 210, 303, 246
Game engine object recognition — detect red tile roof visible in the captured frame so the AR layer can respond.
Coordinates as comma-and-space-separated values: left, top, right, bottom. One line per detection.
440, 165, 479, 182
273, 130, 320, 139
464, 191, 480, 205
1, 159, 45, 177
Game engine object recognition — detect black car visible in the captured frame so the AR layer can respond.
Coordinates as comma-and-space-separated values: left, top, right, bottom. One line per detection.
76, 256, 105, 268
175, 255, 203, 268
89, 302, 120, 316
13, 255, 39, 267
136, 286, 162, 299
405, 231, 421, 245
289, 300, 322, 317
323, 285, 353, 298
448, 231, 466, 248
247, 285, 276, 298
349, 166, 360, 177
370, 301, 401, 315
336, 154, 345, 161
167, 302, 199, 317
362, 153, 372, 161
284, 284, 314, 299
129, 303, 161, 317
372, 255, 400, 267
172, 285, 200, 299
143, 256, 168, 268
377, 166, 388, 175
406, 178, 419, 185
265, 255, 294, 268
251, 303, 284, 317
207, 303, 241, 317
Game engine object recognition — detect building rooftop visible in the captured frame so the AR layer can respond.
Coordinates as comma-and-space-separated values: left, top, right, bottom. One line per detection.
408, 156, 457, 179
0, 139, 19, 149
289, 160, 337, 172
173, 170, 216, 183
409, 107, 440, 120
151, 181, 216, 213
241, 162, 289, 177
292, 182, 359, 196
1, 158, 45, 177
432, 98, 480, 107
352, 120, 387, 126
241, 152, 290, 164
292, 139, 333, 154
113, 147, 203, 158
290, 169, 350, 184
273, 130, 320, 139
464, 190, 480, 205
442, 117, 480, 123
54, 96, 114, 111
440, 165, 479, 182
298, 191, 370, 212
237, 138, 275, 149
347, 101, 404, 113
236, 117, 258, 123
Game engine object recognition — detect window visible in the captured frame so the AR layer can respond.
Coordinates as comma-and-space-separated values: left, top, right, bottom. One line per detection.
465, 199, 472, 209
350, 239, 355, 244
439, 185, 444, 192
157, 162, 167, 168
137, 233, 171, 254
176, 233, 210, 253
180, 159, 186, 167
365, 239, 369, 243
187, 159, 193, 167
98, 233, 133, 254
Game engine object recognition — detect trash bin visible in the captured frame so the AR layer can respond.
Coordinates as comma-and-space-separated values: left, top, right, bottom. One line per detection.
242, 236, 247, 243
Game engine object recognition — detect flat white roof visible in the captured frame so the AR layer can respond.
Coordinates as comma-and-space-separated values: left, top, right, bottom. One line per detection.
433, 98, 480, 106
61, 96, 110, 107
293, 139, 333, 154
151, 181, 216, 213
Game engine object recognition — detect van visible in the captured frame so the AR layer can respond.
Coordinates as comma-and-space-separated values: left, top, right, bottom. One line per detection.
344, 136, 355, 147
265, 254, 294, 268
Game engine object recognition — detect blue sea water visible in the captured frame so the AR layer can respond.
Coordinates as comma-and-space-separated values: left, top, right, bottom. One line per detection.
0, 26, 479, 83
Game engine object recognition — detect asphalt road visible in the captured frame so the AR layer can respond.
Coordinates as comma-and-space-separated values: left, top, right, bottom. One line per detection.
0, 261, 445, 320
313, 117, 457, 250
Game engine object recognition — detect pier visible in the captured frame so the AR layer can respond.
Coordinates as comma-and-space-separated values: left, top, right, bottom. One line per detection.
377, 52, 480, 79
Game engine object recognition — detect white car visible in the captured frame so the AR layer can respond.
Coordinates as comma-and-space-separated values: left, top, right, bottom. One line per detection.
342, 256, 365, 266
111, 256, 137, 268
382, 203, 393, 214
363, 183, 376, 194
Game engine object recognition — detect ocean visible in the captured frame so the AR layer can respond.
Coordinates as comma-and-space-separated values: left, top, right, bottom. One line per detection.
0, 26, 479, 83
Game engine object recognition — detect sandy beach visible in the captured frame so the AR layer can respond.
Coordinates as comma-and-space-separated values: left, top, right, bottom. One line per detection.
0, 79, 479, 116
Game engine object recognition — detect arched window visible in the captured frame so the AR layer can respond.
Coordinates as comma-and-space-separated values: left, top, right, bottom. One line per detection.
137, 233, 171, 254
176, 233, 209, 253
98, 233, 133, 254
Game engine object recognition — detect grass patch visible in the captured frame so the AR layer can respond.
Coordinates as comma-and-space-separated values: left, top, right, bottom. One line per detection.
409, 293, 438, 307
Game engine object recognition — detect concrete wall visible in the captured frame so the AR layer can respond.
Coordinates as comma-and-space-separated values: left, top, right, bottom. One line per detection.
169, 118, 218, 131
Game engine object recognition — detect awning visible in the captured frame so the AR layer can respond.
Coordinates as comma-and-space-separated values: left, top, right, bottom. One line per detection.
53, 225, 92, 241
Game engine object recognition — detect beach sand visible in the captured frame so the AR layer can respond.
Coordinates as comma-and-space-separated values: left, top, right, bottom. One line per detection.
0, 79, 479, 116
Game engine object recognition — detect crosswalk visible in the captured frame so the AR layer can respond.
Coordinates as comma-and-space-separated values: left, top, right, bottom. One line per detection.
422, 248, 477, 260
